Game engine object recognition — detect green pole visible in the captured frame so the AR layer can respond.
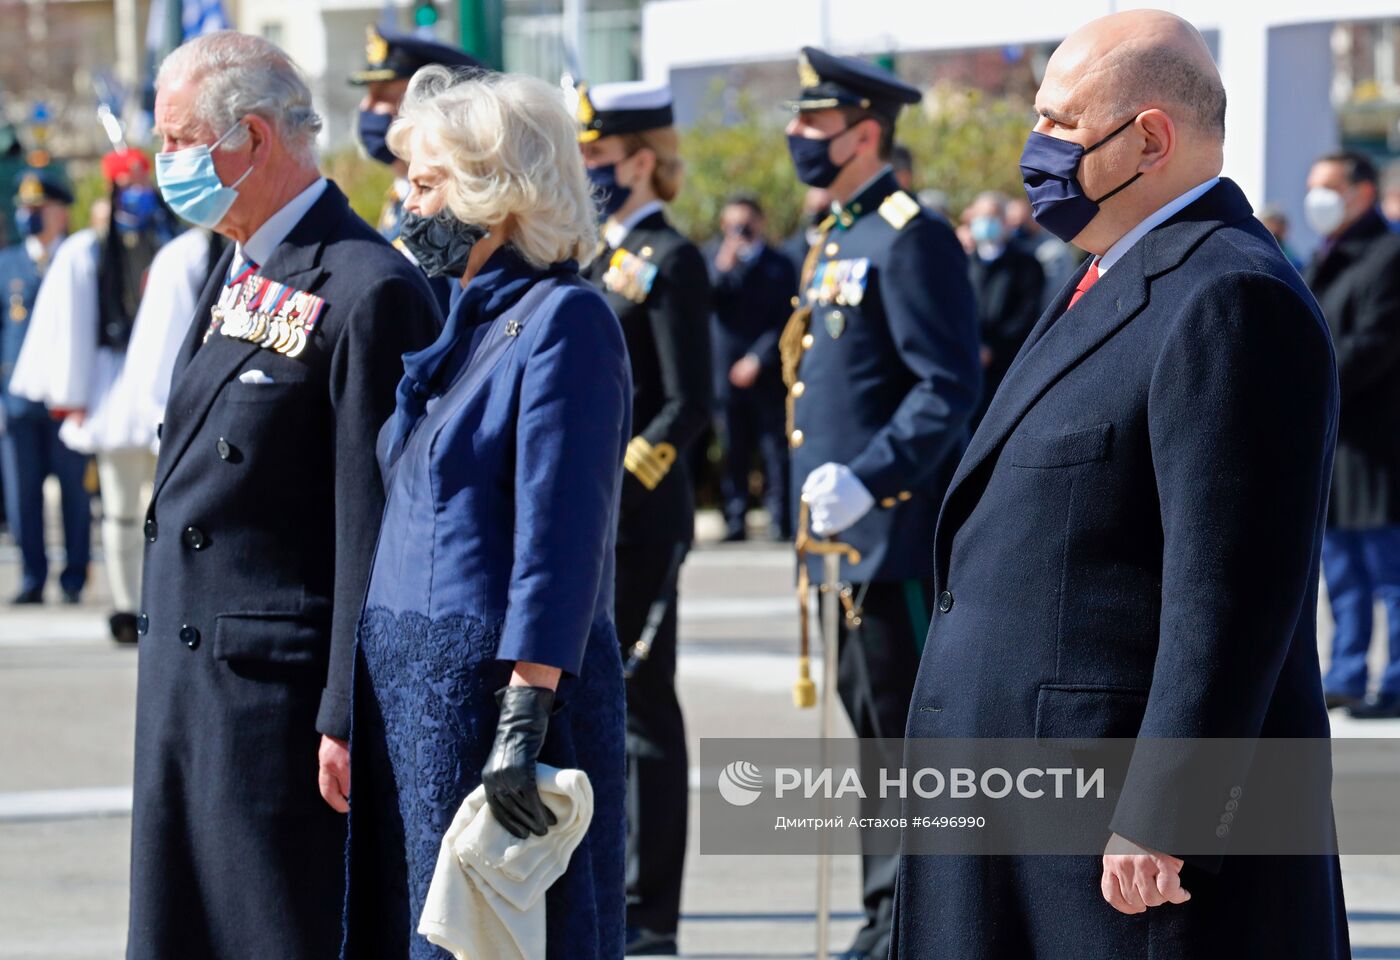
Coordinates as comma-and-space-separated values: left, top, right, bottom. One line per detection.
458, 0, 504, 70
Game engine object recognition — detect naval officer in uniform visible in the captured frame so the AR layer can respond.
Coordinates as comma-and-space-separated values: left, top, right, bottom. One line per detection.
0, 169, 91, 606
578, 81, 713, 956
781, 47, 981, 960
127, 32, 439, 959
350, 24, 483, 313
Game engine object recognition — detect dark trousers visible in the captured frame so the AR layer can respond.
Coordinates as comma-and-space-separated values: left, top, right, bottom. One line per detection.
1322, 527, 1400, 696
616, 540, 690, 935
718, 386, 791, 537
0, 415, 90, 594
829, 578, 931, 956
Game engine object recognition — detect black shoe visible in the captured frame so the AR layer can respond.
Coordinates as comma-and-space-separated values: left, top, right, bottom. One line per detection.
624, 927, 677, 956
61, 589, 82, 605
109, 612, 139, 645
1324, 690, 1363, 710
1349, 692, 1400, 719
10, 587, 43, 605
721, 525, 747, 543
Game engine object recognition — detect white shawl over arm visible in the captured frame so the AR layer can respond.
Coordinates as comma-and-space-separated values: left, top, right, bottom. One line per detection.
8, 229, 100, 410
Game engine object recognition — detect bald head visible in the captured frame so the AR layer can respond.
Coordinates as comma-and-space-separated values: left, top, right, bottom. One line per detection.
1047, 11, 1224, 140
1029, 11, 1225, 254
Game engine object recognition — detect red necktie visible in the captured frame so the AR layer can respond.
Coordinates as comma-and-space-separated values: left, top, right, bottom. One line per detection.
1067, 260, 1100, 310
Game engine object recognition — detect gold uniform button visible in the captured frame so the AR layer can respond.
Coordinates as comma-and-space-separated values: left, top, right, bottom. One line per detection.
881, 497, 897, 508
791, 381, 806, 398
825, 242, 839, 256
897, 491, 912, 502
801, 333, 815, 349
790, 429, 805, 448
790, 296, 800, 308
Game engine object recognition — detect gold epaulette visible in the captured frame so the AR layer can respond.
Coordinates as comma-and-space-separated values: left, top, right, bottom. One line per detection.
624, 437, 677, 490
878, 190, 921, 230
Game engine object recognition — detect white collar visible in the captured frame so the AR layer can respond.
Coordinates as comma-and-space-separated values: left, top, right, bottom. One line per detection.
1097, 177, 1219, 275
605, 200, 664, 250
237, 177, 328, 268
24, 235, 58, 263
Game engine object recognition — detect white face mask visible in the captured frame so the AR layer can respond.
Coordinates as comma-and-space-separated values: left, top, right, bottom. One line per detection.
1304, 186, 1348, 237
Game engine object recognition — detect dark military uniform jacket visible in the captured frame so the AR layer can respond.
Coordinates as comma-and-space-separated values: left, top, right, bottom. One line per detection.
785, 169, 980, 581
583, 206, 712, 545
0, 241, 48, 421
127, 182, 440, 960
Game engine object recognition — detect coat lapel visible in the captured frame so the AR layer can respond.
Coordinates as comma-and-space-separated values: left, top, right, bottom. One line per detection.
153, 185, 345, 499
948, 246, 1149, 498
940, 179, 1255, 531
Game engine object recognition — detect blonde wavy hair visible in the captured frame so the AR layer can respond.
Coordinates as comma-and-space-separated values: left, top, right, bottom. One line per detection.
388, 66, 599, 267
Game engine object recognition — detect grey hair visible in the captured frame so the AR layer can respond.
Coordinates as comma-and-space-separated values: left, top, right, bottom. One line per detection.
387, 66, 601, 268
972, 190, 1009, 216
157, 31, 322, 163
1103, 43, 1227, 139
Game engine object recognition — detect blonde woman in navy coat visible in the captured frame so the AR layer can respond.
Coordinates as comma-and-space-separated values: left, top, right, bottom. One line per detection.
342, 67, 631, 959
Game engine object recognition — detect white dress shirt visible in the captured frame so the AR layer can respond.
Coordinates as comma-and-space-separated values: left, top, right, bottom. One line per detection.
1097, 177, 1219, 275
604, 199, 664, 250
234, 176, 328, 272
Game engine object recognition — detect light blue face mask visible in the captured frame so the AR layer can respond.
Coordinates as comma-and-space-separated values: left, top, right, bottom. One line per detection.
155, 121, 254, 228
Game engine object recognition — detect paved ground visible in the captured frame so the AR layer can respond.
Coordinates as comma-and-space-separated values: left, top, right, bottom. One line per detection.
0, 503, 1397, 958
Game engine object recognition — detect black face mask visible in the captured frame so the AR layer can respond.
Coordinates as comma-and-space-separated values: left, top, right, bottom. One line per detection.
398, 211, 488, 278
356, 110, 396, 166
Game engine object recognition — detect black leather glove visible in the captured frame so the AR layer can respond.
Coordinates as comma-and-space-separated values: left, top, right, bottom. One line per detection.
481, 685, 559, 839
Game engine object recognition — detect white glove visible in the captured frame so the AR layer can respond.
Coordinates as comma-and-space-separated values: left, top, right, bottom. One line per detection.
801, 462, 875, 536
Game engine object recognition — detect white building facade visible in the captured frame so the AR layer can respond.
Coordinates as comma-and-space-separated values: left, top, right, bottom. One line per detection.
642, 0, 1400, 253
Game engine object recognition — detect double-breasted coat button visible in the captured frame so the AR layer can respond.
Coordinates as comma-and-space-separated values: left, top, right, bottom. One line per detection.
938, 590, 954, 613
216, 438, 232, 460
144, 519, 158, 542
179, 625, 200, 649
183, 526, 207, 550
136, 614, 149, 636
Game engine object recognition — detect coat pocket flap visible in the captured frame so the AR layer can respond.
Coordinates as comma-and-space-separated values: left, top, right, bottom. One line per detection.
213, 612, 327, 665
1034, 683, 1148, 742
1009, 422, 1113, 468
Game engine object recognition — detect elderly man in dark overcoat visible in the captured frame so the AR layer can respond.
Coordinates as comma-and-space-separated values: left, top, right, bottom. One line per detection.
892, 10, 1349, 959
127, 31, 439, 959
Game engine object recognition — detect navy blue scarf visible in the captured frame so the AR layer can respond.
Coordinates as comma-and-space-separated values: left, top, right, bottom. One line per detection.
386, 245, 577, 455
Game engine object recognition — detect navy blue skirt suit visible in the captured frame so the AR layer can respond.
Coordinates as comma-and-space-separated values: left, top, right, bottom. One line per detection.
342, 247, 632, 959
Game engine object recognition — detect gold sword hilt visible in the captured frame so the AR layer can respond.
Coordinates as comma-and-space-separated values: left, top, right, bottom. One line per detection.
793, 500, 860, 709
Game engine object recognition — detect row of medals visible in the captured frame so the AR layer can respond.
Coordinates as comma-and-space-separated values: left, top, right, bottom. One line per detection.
211, 298, 311, 358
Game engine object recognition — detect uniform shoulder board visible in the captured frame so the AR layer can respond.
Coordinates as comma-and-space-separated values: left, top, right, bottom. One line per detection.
878, 190, 922, 231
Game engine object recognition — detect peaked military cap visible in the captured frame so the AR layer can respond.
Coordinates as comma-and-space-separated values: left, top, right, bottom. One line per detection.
14, 168, 73, 207
349, 25, 484, 84
788, 46, 922, 123
577, 81, 674, 143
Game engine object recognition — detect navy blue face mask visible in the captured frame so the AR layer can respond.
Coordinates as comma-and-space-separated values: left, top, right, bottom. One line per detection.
357, 110, 396, 166
1019, 115, 1142, 243
15, 207, 42, 238
587, 163, 632, 220
787, 124, 856, 188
